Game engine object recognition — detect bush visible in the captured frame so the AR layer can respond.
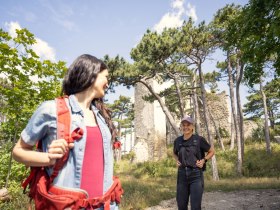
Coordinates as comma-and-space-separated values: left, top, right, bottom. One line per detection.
251, 125, 265, 142
0, 142, 30, 210
270, 125, 280, 142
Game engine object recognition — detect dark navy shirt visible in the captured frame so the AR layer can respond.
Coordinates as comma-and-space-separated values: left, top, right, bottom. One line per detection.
173, 134, 210, 168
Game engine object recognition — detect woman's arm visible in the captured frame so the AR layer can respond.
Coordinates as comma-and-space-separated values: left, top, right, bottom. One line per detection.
204, 146, 215, 161
196, 146, 215, 168
173, 153, 181, 167
12, 137, 73, 167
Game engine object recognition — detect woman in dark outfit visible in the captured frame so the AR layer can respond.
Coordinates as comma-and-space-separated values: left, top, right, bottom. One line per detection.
173, 116, 215, 210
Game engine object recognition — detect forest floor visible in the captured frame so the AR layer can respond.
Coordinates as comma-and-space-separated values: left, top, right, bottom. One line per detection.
145, 189, 280, 210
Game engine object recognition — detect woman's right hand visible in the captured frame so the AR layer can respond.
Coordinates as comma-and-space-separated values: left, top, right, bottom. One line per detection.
48, 139, 74, 165
12, 138, 75, 167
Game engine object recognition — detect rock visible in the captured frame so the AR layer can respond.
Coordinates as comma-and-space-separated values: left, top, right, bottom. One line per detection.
0, 188, 10, 202
274, 136, 280, 144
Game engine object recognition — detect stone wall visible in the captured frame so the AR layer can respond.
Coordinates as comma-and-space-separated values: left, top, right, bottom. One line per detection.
133, 80, 167, 162
199, 91, 231, 138
133, 86, 259, 162
199, 91, 258, 142
243, 120, 259, 139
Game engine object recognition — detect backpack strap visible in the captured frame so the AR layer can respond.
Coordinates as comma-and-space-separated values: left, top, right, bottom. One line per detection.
49, 96, 83, 183
194, 134, 207, 171
22, 96, 84, 193
193, 134, 202, 160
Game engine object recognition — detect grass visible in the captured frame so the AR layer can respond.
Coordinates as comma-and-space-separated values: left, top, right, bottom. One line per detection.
1, 141, 280, 210
205, 177, 280, 192
116, 141, 280, 209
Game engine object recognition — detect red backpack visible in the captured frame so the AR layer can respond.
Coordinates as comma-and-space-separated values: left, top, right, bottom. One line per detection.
22, 97, 124, 210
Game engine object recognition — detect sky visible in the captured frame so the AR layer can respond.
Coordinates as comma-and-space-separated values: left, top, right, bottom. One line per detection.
1, 0, 249, 104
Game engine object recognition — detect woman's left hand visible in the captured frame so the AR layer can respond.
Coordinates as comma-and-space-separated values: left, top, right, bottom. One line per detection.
196, 159, 205, 168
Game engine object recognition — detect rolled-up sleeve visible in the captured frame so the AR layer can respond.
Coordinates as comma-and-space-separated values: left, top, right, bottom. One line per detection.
21, 100, 55, 146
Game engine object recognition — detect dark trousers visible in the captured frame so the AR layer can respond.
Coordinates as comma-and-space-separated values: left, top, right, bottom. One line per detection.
176, 167, 204, 210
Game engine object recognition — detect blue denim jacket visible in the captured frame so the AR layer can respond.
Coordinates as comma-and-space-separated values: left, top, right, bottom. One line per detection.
21, 95, 118, 209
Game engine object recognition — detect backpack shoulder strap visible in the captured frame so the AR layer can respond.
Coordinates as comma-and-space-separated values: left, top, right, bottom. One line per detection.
193, 134, 203, 159
49, 96, 71, 182
22, 96, 72, 190
56, 96, 71, 141
194, 134, 207, 171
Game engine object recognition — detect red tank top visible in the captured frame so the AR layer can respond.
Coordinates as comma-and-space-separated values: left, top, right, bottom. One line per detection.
80, 126, 104, 197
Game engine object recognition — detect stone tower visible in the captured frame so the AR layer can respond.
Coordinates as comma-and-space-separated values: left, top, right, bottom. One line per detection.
133, 80, 167, 162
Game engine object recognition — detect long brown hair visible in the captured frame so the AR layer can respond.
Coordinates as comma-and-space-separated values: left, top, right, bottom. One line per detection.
62, 54, 117, 142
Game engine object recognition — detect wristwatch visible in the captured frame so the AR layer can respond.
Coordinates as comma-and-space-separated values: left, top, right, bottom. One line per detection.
203, 157, 207, 162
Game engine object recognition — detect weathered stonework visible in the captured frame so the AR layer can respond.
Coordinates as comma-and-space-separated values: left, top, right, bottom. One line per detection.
199, 91, 231, 138
133, 80, 167, 162
133, 86, 259, 162
199, 92, 259, 142
243, 120, 259, 139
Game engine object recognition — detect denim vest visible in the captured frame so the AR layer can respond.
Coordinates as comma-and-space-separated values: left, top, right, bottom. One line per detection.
21, 95, 114, 194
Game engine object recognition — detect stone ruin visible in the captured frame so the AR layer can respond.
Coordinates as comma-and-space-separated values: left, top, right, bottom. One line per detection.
133, 80, 167, 162
132, 82, 258, 162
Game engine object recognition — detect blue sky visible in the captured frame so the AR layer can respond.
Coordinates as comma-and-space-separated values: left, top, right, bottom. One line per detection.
1, 0, 249, 103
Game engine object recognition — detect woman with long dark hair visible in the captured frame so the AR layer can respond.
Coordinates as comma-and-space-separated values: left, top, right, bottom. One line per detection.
13, 54, 122, 209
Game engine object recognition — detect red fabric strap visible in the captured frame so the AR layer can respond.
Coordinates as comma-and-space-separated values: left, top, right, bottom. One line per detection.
46, 177, 123, 210
79, 177, 124, 209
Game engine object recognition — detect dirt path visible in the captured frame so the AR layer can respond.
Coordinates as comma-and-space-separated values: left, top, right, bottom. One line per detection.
145, 189, 280, 210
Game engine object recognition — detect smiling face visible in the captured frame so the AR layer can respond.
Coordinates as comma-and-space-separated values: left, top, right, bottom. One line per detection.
92, 69, 109, 98
181, 121, 194, 136
62, 54, 109, 96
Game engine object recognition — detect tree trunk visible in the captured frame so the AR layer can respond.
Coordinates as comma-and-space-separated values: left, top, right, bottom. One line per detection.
260, 78, 271, 154
130, 124, 133, 151
209, 108, 225, 151
198, 63, 219, 181
227, 52, 240, 153
199, 96, 225, 151
173, 74, 185, 117
268, 109, 275, 129
230, 112, 235, 150
236, 59, 245, 162
6, 131, 17, 188
192, 72, 201, 135
140, 79, 181, 136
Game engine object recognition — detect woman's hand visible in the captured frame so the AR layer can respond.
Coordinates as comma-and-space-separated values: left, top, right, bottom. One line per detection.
13, 138, 75, 167
196, 159, 205, 168
48, 139, 74, 165
176, 160, 181, 167
173, 154, 181, 167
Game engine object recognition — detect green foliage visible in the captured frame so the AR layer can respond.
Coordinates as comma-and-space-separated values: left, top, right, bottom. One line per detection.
0, 27, 66, 209
211, 3, 242, 50
0, 28, 66, 141
243, 143, 280, 177
102, 55, 132, 88
271, 124, 280, 136
251, 126, 265, 142
212, 142, 280, 178
108, 95, 134, 130
134, 159, 176, 178
218, 127, 230, 138
0, 141, 29, 210
0, 191, 28, 210
240, 0, 280, 85
114, 142, 280, 209
244, 78, 280, 125
120, 177, 176, 210
2, 141, 280, 209
121, 151, 135, 161
0, 142, 28, 188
